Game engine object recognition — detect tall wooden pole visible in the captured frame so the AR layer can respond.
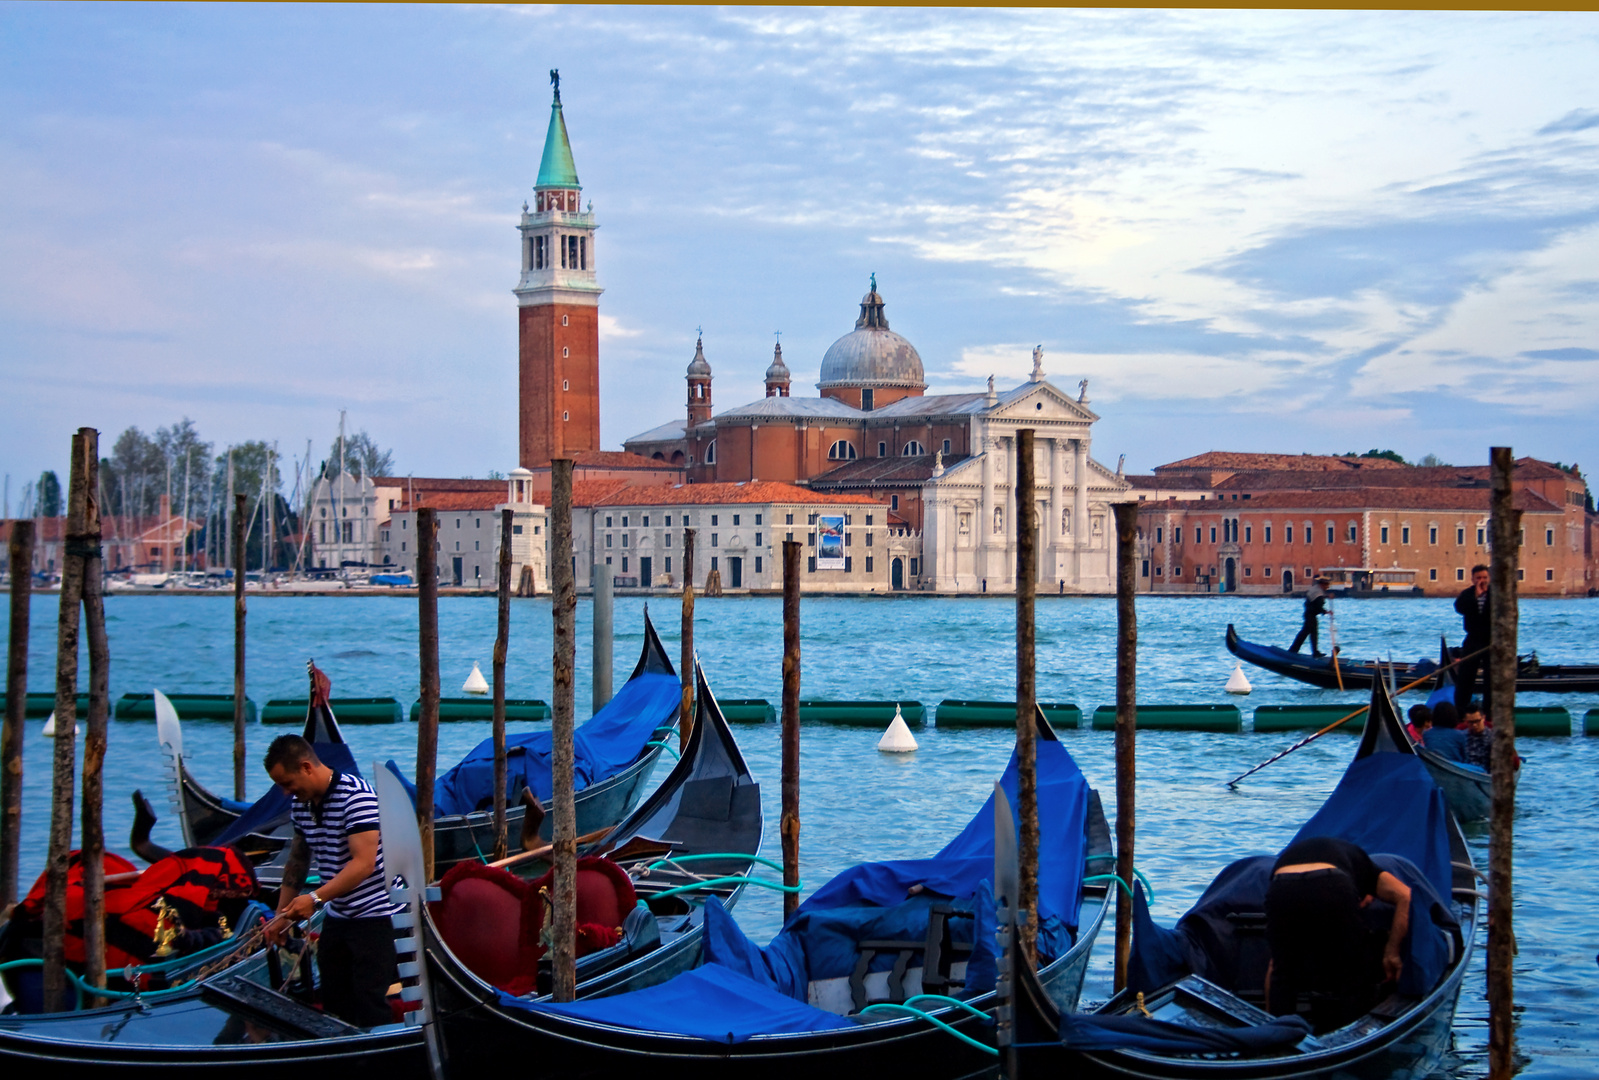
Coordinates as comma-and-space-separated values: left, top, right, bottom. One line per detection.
592, 565, 613, 711
42, 429, 90, 1012
1487, 446, 1519, 1080
492, 508, 512, 862
1014, 429, 1038, 962
416, 507, 440, 881
1112, 501, 1139, 992
549, 460, 578, 1002
678, 528, 696, 750
232, 492, 247, 800
781, 540, 802, 919
79, 430, 110, 997
1, 520, 33, 915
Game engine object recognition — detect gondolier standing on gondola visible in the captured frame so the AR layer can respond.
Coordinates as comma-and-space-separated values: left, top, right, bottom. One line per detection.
1453, 564, 1490, 711
263, 734, 401, 1027
1289, 576, 1331, 656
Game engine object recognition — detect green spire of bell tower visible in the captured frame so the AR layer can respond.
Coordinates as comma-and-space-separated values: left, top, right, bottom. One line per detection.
536, 69, 581, 190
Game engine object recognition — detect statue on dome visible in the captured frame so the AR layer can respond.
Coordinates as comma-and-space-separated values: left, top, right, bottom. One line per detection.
550, 69, 561, 102
1077, 378, 1090, 403
1032, 344, 1044, 382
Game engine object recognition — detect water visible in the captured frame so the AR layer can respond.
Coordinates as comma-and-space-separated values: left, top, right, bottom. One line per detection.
4, 592, 1596, 1075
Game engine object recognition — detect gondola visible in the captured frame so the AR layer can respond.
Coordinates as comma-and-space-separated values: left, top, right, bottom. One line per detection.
138, 612, 680, 881
0, 656, 752, 1075
419, 706, 1112, 1078
1226, 623, 1599, 693
1001, 674, 1481, 1080
1411, 640, 1491, 821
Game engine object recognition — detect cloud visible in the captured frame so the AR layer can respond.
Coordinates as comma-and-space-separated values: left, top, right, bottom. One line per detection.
1538, 109, 1599, 136
1520, 346, 1599, 361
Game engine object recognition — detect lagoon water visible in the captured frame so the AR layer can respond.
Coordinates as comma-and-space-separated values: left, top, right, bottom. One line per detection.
4, 592, 1596, 1076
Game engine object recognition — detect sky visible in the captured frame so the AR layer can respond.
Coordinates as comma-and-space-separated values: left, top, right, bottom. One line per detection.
3, 5, 1598, 500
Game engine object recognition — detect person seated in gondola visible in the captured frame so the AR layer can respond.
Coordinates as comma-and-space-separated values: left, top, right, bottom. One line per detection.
1421, 701, 1469, 762
1264, 836, 1412, 1031
1404, 704, 1432, 744
1461, 702, 1492, 770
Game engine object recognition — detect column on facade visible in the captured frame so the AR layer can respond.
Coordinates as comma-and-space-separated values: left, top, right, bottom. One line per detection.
978, 435, 996, 587
1049, 437, 1066, 584
1072, 437, 1089, 584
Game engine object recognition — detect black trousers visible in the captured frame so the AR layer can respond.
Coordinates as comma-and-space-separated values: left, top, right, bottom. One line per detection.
1454, 639, 1489, 711
1290, 616, 1320, 655
1265, 869, 1383, 1031
318, 916, 398, 1028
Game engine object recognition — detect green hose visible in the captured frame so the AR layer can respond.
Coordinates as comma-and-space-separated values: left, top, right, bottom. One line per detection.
644, 853, 786, 874
1082, 869, 1156, 902
647, 875, 801, 901
643, 740, 681, 760
857, 1001, 996, 1056
0, 959, 199, 1006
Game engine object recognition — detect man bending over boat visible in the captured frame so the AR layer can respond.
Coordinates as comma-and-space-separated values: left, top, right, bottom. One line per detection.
1264, 836, 1411, 1031
263, 735, 401, 1027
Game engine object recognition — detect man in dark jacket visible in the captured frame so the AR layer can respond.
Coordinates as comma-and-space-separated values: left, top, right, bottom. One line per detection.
1453, 565, 1490, 710
1290, 576, 1330, 656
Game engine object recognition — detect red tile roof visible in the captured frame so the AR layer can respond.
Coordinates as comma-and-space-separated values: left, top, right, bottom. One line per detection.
592, 481, 879, 508
407, 491, 506, 512
1193, 489, 1564, 513
1155, 452, 1406, 473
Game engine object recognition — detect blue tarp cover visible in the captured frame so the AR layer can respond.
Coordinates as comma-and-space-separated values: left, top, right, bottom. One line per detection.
213, 740, 361, 845
394, 672, 678, 815
1128, 752, 1460, 1002
704, 738, 1089, 1000
495, 962, 855, 1043
1060, 1011, 1311, 1054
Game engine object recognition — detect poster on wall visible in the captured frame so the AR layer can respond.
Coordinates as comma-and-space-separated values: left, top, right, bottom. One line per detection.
817, 514, 846, 569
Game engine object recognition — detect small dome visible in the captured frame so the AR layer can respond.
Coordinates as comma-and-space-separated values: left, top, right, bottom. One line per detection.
818, 282, 925, 391
686, 337, 711, 378
765, 342, 790, 382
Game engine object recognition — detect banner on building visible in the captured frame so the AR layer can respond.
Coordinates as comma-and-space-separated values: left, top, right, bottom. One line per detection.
816, 514, 846, 569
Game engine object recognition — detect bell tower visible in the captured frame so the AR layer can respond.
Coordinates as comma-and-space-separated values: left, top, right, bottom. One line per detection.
686, 335, 713, 427
517, 70, 602, 467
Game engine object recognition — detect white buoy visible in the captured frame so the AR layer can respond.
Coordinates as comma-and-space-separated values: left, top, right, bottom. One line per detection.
1225, 663, 1253, 695
462, 662, 490, 695
41, 711, 80, 738
876, 704, 919, 753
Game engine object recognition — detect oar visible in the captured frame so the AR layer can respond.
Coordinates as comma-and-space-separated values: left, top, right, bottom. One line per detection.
1226, 645, 1489, 789
486, 826, 612, 871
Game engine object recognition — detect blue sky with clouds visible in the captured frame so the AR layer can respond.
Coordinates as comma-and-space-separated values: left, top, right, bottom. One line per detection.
3, 5, 1597, 494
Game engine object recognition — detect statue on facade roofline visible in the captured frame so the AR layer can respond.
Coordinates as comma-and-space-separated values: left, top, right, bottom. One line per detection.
1032, 344, 1044, 382
1078, 378, 1090, 404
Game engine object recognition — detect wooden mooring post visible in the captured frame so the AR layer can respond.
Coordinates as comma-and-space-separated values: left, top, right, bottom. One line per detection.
492, 508, 513, 862
592, 563, 613, 712
549, 459, 578, 1002
1487, 447, 1519, 1080
781, 539, 802, 919
1112, 501, 1139, 991
1, 520, 33, 916
679, 529, 696, 750
416, 507, 440, 880
42, 429, 90, 1011
79, 430, 111, 997
1014, 429, 1038, 962
232, 492, 247, 800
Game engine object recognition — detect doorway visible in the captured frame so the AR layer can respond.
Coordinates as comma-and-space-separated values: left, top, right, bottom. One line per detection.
451, 556, 463, 586
1224, 558, 1236, 592
1281, 568, 1293, 593
891, 557, 904, 590
729, 557, 743, 589
640, 556, 652, 587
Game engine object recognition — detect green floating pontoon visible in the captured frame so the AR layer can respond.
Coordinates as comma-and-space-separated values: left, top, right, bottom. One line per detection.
407, 698, 550, 723
1585, 708, 1599, 736
1, 693, 90, 720
1091, 704, 1242, 733
261, 697, 404, 724
718, 699, 777, 724
114, 693, 258, 724
797, 700, 926, 727
1513, 706, 1571, 737
1252, 704, 1367, 733
934, 700, 1082, 729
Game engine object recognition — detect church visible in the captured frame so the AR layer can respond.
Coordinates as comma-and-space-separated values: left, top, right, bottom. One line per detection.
517, 78, 1129, 593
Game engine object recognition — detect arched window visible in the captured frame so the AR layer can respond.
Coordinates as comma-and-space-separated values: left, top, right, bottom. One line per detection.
705, 440, 717, 464
901, 440, 926, 457
828, 440, 857, 461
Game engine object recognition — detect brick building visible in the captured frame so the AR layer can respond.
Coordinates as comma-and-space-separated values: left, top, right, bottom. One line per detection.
1128, 454, 1595, 596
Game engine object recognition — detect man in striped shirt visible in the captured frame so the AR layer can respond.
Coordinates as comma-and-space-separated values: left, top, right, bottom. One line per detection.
264, 735, 401, 1027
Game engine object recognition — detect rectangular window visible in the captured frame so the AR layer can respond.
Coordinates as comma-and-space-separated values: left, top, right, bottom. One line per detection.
1546, 527, 1555, 546
711, 534, 718, 547
865, 556, 873, 573
879, 441, 887, 457
711, 514, 718, 526
665, 556, 672, 573
711, 556, 718, 571
865, 514, 873, 526
1285, 525, 1293, 543
1263, 525, 1271, 543
622, 534, 629, 547
605, 534, 613, 548
622, 516, 629, 527
845, 556, 853, 572
755, 556, 763, 573
1429, 568, 1438, 581
401, 542, 407, 552
808, 513, 818, 524
535, 236, 545, 269
1244, 566, 1252, 577
474, 540, 480, 550
1477, 527, 1485, 545
606, 516, 613, 527
1546, 568, 1554, 581
622, 556, 629, 573
1381, 525, 1389, 544
1155, 566, 1163, 576
1264, 566, 1271, 577
666, 515, 673, 526
1401, 526, 1411, 545
732, 514, 740, 526
910, 558, 918, 576
1429, 526, 1438, 545
402, 519, 408, 530
1327, 525, 1335, 544
605, 555, 612, 565
785, 513, 793, 525
1457, 567, 1465, 581
942, 439, 951, 454
1456, 526, 1465, 545
1156, 527, 1163, 544
808, 556, 816, 573
579, 236, 586, 270
513, 524, 523, 535
643, 515, 649, 527
1244, 525, 1252, 543
1517, 567, 1524, 581
666, 533, 673, 547
808, 533, 815, 547
1141, 559, 1150, 577
1347, 524, 1357, 542
754, 533, 762, 546
890, 495, 899, 511
786, 531, 793, 542
1175, 526, 1183, 544
755, 514, 762, 525
1174, 566, 1182, 577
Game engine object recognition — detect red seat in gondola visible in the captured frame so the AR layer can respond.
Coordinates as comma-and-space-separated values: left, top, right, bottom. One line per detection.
429, 856, 638, 997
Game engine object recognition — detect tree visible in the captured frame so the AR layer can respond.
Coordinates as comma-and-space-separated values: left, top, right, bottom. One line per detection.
323, 429, 395, 480
1417, 453, 1449, 467
1341, 449, 1408, 465
36, 471, 62, 517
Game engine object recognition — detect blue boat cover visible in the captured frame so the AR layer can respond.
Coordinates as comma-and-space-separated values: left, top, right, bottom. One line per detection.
213, 741, 361, 845
393, 671, 678, 816
704, 738, 1089, 1000
1060, 1010, 1311, 1054
1128, 752, 1460, 1002
495, 962, 854, 1043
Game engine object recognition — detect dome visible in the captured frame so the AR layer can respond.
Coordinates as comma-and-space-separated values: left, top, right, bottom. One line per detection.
686, 337, 711, 378
818, 282, 925, 391
765, 342, 790, 382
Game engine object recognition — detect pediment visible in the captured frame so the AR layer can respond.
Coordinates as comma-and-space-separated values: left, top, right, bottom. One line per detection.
989, 381, 1098, 423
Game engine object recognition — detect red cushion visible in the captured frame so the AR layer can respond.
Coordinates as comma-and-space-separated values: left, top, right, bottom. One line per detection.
528, 857, 639, 959
430, 862, 536, 991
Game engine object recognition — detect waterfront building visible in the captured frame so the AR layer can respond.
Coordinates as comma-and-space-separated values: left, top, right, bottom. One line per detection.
382, 471, 548, 590
0, 494, 198, 577
1130, 453, 1596, 596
